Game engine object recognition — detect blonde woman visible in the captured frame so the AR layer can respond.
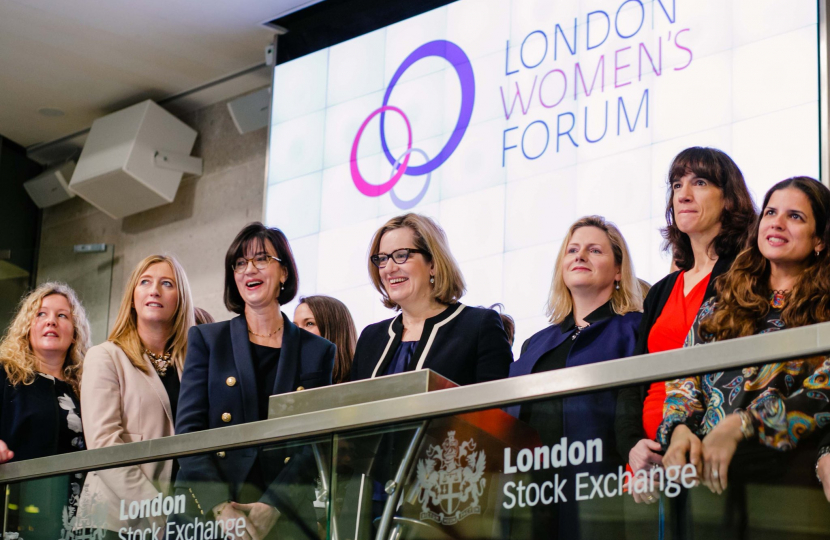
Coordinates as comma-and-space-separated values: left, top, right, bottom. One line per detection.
506, 216, 643, 539
77, 254, 194, 535
0, 283, 91, 540
352, 213, 512, 384
0, 282, 91, 462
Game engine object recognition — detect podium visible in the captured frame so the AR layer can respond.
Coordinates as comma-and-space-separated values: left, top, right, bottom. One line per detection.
267, 371, 538, 540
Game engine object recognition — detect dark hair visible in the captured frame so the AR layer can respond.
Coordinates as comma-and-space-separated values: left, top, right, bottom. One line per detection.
663, 147, 757, 270
299, 295, 357, 384
487, 303, 515, 346
224, 222, 299, 314
700, 177, 830, 340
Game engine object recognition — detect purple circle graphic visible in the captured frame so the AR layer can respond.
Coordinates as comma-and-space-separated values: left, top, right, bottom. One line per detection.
380, 40, 475, 176
389, 147, 432, 209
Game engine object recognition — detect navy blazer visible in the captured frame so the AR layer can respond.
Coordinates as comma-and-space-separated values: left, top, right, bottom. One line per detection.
0, 369, 81, 462
506, 311, 641, 460
175, 313, 335, 518
350, 303, 512, 386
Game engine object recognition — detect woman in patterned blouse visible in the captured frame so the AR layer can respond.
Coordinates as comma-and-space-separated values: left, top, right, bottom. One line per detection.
660, 176, 830, 494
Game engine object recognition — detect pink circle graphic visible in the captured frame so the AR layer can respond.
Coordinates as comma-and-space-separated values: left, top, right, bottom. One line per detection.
350, 106, 412, 197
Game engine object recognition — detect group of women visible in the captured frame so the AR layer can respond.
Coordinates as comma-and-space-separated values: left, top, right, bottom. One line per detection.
0, 146, 829, 539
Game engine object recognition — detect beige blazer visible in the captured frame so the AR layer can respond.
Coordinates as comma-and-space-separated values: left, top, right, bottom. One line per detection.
76, 341, 177, 532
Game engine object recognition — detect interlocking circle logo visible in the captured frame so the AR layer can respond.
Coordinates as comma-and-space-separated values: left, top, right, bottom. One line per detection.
350, 40, 475, 209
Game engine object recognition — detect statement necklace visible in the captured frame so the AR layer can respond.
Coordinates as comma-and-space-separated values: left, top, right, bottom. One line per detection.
145, 349, 173, 376
571, 323, 590, 341
248, 325, 283, 339
769, 289, 790, 310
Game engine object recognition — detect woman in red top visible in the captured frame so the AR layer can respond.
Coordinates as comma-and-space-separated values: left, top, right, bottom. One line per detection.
614, 147, 757, 502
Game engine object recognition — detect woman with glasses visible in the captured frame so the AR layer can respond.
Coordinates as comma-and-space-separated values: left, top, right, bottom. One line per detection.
176, 222, 335, 540
351, 213, 512, 385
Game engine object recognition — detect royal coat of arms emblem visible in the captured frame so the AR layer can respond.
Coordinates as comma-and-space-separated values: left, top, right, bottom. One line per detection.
411, 430, 487, 526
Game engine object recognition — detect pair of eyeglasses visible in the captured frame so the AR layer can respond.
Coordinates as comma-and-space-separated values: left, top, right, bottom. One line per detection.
232, 254, 281, 273
370, 248, 429, 268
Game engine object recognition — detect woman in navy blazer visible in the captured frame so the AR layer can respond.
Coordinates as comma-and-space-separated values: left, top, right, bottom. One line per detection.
507, 216, 643, 539
351, 213, 512, 386
176, 223, 335, 540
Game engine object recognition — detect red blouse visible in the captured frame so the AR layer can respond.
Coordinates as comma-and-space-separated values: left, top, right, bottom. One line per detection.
641, 271, 711, 440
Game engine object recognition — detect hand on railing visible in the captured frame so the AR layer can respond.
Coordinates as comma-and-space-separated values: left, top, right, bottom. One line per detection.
231, 502, 279, 540
629, 439, 663, 504
699, 414, 742, 495
0, 440, 13, 463
818, 453, 830, 503
664, 425, 702, 480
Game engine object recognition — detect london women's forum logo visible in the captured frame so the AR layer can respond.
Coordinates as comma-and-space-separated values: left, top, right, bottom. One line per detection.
350, 40, 475, 209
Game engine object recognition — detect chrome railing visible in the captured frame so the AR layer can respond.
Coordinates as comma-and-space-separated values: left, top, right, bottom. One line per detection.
1, 320, 829, 482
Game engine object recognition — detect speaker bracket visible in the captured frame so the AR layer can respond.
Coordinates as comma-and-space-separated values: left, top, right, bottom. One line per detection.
153, 150, 203, 175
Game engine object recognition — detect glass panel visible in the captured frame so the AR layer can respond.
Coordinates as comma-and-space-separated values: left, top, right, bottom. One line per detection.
0, 435, 332, 540
36, 245, 114, 345
329, 366, 830, 539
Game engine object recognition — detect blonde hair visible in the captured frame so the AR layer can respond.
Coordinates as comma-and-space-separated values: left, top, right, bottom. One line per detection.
368, 213, 466, 310
546, 216, 644, 324
0, 282, 92, 395
109, 255, 195, 374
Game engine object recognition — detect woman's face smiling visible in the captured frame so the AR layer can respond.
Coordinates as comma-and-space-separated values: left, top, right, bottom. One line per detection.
234, 240, 287, 309
378, 227, 433, 311
29, 294, 74, 361
672, 171, 724, 238
758, 187, 824, 270
133, 262, 179, 328
561, 226, 621, 297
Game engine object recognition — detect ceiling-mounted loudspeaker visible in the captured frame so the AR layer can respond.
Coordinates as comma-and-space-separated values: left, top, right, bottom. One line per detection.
227, 87, 270, 135
69, 100, 201, 219
23, 161, 76, 208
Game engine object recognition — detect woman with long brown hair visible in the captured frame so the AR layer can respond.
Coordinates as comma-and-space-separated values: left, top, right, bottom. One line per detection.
660, 177, 830, 493
614, 147, 757, 494
77, 254, 194, 537
294, 295, 357, 384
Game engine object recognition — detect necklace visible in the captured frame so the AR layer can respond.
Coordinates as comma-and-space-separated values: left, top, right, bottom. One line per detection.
769, 289, 790, 310
145, 349, 173, 376
248, 325, 283, 338
571, 323, 590, 341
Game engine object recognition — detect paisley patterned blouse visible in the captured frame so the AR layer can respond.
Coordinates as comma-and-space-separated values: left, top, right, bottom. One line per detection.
657, 300, 830, 450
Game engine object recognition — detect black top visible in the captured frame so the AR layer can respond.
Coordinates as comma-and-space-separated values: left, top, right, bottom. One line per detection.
51, 376, 85, 455
0, 368, 86, 462
158, 367, 181, 422
521, 302, 615, 446
251, 343, 281, 421
351, 303, 512, 386
614, 254, 736, 461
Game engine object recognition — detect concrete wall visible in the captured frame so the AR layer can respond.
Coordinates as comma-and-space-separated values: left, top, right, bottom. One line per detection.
37, 94, 267, 343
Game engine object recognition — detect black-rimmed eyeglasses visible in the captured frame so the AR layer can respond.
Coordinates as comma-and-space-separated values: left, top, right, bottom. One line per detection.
370, 248, 429, 268
232, 254, 282, 273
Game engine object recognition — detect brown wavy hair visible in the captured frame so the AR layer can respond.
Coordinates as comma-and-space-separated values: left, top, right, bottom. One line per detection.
662, 147, 757, 270
298, 295, 357, 384
700, 177, 830, 341
0, 282, 91, 395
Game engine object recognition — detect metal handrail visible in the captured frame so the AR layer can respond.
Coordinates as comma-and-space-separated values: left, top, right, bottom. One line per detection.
2, 320, 829, 483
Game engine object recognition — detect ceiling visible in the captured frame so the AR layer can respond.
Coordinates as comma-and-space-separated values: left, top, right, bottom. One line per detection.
0, 0, 319, 155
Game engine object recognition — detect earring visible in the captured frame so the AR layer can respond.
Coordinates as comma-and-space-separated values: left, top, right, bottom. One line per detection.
280, 282, 285, 291
615, 281, 620, 290
817, 249, 822, 258
430, 277, 435, 284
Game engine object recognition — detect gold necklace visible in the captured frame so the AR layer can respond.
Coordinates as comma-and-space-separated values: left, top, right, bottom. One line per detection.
248, 325, 283, 338
144, 349, 173, 376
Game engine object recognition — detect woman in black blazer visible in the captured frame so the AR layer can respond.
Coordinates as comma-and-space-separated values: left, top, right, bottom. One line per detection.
614, 147, 757, 491
351, 213, 512, 385
176, 223, 335, 540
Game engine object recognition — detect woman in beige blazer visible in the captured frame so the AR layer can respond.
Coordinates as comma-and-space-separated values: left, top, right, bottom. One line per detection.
77, 254, 194, 536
